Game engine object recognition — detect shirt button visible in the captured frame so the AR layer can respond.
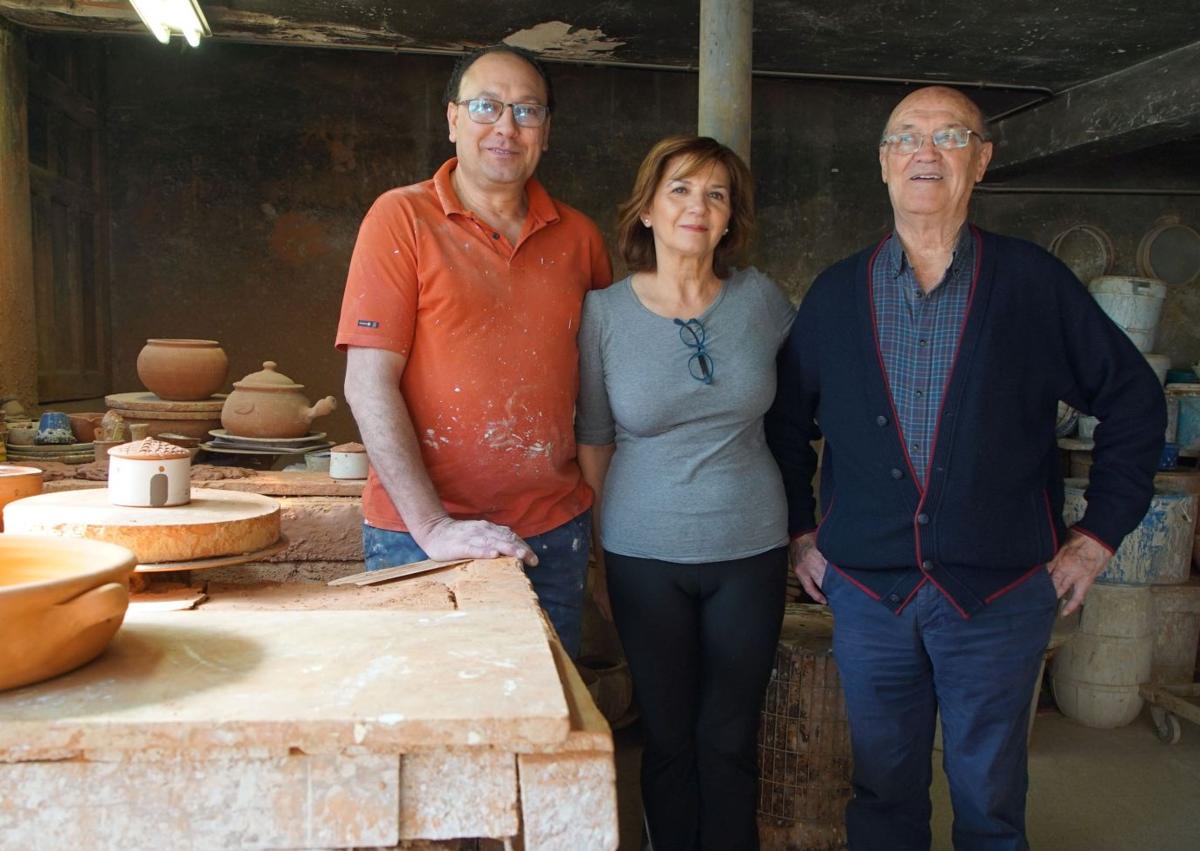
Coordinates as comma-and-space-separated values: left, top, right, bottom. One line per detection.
921, 560, 934, 572
915, 390, 924, 398
918, 339, 929, 348
890, 468, 904, 480
876, 415, 888, 427
910, 442, 921, 452
917, 513, 930, 525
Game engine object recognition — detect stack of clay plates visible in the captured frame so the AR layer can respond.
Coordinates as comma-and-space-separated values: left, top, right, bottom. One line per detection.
104, 392, 224, 440
200, 430, 332, 456
5, 441, 95, 465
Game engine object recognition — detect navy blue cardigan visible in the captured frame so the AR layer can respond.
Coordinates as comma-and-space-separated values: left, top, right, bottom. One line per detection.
766, 227, 1165, 587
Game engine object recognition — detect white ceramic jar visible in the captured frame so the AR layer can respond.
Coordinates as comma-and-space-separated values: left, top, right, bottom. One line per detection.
107, 438, 192, 507
329, 443, 368, 480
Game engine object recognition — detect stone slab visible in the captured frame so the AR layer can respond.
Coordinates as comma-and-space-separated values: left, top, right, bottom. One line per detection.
398, 750, 518, 840
0, 608, 569, 759
200, 470, 366, 497
518, 752, 619, 851
0, 752, 399, 850
2, 487, 281, 562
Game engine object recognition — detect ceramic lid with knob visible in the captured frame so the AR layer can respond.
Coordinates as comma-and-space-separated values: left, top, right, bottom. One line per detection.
233, 361, 306, 391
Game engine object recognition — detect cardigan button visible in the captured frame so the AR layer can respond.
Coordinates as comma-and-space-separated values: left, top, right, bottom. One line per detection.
890, 468, 903, 480
917, 513, 930, 525
876, 415, 888, 427
888, 593, 902, 604
921, 560, 934, 572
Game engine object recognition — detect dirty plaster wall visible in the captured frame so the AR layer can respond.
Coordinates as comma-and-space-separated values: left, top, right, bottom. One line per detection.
102, 40, 1200, 442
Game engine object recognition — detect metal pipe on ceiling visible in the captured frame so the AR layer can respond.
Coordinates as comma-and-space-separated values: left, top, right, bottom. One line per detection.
976, 185, 1200, 196
698, 0, 754, 164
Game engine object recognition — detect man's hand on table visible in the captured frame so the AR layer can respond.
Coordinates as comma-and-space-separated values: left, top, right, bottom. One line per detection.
1047, 530, 1111, 617
415, 516, 539, 566
790, 531, 829, 604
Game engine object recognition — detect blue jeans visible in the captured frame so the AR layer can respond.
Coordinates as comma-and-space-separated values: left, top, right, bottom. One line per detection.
822, 565, 1057, 851
361, 510, 592, 658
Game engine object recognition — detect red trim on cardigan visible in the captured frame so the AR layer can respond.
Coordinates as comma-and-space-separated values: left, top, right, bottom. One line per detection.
1043, 490, 1060, 552
893, 576, 928, 615
1070, 524, 1116, 555
984, 564, 1046, 604
831, 563, 883, 600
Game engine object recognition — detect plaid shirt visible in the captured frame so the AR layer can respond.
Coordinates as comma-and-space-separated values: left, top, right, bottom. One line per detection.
873, 228, 974, 486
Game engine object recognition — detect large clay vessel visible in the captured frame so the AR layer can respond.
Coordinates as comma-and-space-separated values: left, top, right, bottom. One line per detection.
136, 339, 229, 402
0, 465, 43, 531
221, 361, 337, 438
0, 535, 135, 691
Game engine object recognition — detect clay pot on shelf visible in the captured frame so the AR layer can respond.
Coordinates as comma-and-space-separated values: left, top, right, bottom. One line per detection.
136, 339, 229, 402
0, 535, 135, 692
0, 465, 44, 532
6, 423, 37, 446
69, 413, 104, 443
221, 361, 337, 439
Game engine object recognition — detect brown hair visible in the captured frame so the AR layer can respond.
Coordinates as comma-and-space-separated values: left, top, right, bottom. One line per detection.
616, 136, 754, 279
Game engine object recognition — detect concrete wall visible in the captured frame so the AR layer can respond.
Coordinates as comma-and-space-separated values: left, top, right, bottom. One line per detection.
99, 40, 1200, 441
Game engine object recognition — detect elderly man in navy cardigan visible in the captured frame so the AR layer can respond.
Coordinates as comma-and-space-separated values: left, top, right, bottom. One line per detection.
767, 86, 1165, 851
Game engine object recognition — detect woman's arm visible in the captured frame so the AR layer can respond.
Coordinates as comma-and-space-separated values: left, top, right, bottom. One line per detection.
579, 442, 616, 619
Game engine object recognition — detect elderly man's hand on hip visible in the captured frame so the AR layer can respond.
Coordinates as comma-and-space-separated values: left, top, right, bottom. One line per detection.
1046, 531, 1111, 616
790, 531, 829, 604
416, 516, 539, 566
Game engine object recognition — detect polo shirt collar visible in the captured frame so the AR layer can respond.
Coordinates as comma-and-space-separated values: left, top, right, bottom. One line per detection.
886, 224, 971, 279
433, 157, 561, 226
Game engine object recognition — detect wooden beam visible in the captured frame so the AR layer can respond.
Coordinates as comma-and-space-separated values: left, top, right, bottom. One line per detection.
989, 42, 1200, 176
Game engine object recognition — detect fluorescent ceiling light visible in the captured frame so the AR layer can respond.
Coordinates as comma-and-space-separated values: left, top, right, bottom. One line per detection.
129, 0, 211, 47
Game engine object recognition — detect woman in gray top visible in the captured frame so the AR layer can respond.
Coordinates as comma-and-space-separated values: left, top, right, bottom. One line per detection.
577, 136, 795, 851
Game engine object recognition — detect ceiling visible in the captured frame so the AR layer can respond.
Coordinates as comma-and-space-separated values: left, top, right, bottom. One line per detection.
2, 1, 1198, 181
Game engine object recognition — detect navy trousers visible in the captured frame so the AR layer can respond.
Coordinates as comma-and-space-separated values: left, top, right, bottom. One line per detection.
822, 565, 1057, 851
362, 510, 591, 658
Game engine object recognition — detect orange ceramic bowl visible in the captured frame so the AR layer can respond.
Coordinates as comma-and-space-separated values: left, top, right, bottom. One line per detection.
0, 535, 136, 691
0, 465, 43, 532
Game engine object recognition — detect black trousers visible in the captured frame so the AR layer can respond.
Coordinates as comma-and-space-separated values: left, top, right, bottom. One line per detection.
605, 547, 787, 851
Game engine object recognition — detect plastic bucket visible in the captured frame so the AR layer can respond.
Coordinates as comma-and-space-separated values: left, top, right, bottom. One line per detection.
1168, 383, 1200, 452
1051, 584, 1152, 728
1063, 478, 1196, 585
1088, 276, 1167, 352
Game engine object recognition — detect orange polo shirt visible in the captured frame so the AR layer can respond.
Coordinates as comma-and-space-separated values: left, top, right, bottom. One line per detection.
335, 158, 613, 537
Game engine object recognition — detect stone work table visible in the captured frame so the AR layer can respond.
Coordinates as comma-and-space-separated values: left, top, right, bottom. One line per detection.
0, 558, 617, 850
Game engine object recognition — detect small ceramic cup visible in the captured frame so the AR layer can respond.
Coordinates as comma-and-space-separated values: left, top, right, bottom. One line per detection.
304, 449, 331, 472
6, 423, 38, 446
329, 446, 368, 479
36, 412, 74, 445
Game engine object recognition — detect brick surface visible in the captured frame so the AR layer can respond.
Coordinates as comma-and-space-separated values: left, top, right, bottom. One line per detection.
399, 750, 519, 840
269, 496, 365, 562
518, 752, 618, 851
0, 753, 399, 850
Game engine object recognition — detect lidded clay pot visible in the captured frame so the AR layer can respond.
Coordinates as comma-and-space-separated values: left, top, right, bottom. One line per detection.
107, 438, 192, 508
221, 361, 337, 439
137, 339, 229, 402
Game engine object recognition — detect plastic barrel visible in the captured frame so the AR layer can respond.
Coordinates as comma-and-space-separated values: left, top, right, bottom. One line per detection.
1062, 478, 1196, 585
1051, 584, 1152, 728
1088, 276, 1167, 353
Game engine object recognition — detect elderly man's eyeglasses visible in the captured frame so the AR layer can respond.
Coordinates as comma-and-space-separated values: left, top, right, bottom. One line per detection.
456, 97, 549, 128
674, 318, 714, 385
879, 127, 983, 154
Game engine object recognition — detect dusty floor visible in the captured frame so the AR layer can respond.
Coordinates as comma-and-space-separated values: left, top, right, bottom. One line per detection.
614, 707, 1200, 850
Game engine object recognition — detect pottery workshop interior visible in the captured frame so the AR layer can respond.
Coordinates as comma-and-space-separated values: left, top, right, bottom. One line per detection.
1, 2, 1200, 850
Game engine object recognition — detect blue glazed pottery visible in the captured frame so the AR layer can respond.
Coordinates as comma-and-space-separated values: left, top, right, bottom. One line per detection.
35, 411, 74, 445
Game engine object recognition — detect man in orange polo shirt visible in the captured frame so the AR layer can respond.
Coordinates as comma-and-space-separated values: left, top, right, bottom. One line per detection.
335, 45, 612, 656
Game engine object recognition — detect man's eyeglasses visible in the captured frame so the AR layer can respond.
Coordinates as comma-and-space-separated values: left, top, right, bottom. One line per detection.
456, 97, 550, 128
674, 318, 714, 385
879, 127, 984, 154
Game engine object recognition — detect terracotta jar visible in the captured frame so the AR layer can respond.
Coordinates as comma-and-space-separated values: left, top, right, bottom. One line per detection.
136, 339, 229, 402
0, 535, 135, 692
221, 361, 338, 438
0, 465, 44, 532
